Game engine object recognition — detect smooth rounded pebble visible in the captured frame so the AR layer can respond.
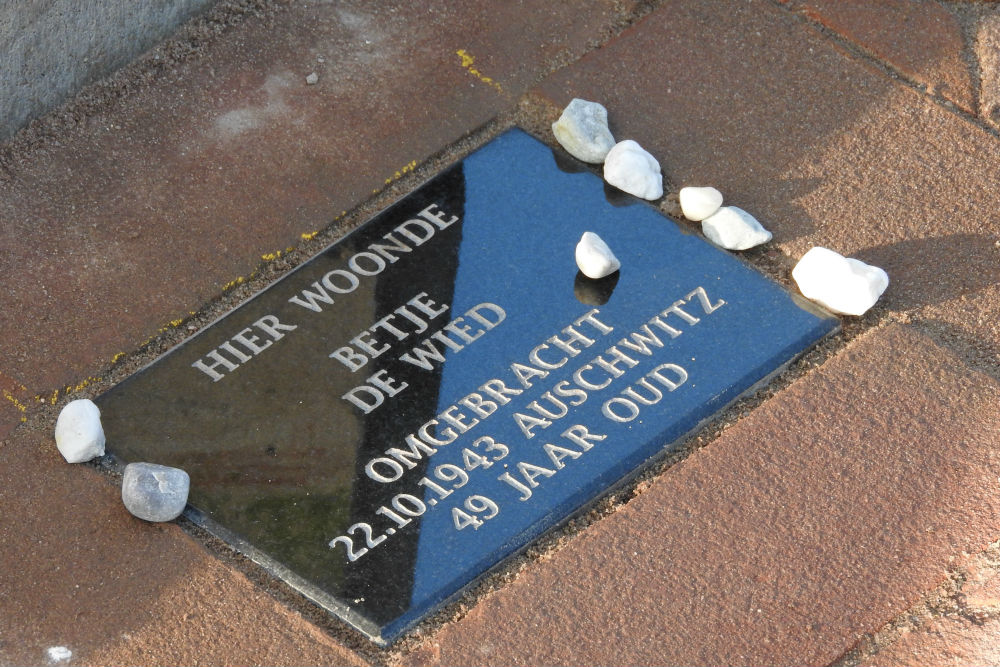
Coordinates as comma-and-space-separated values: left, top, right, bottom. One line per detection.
792, 246, 889, 316
575, 231, 621, 279
54, 399, 106, 463
47, 646, 72, 663
702, 206, 772, 250
552, 98, 616, 164
603, 140, 663, 200
122, 463, 190, 522
679, 186, 723, 221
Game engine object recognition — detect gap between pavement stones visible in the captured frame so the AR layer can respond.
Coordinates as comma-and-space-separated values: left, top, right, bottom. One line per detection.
825, 538, 1000, 666
777, 0, 1000, 131
777, 0, 976, 114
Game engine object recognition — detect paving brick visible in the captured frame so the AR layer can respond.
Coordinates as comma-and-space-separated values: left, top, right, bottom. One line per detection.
0, 0, 620, 396
536, 0, 1000, 357
0, 428, 366, 666
0, 406, 19, 441
862, 616, 1000, 667
779, 0, 974, 112
977, 13, 1000, 128
397, 324, 1000, 666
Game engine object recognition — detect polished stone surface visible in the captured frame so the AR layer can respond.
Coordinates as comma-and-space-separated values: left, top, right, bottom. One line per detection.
96, 129, 837, 644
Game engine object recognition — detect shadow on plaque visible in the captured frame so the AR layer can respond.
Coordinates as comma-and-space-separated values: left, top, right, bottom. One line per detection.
574, 270, 620, 306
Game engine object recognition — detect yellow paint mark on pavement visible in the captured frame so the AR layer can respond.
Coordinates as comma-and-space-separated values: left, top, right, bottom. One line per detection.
2, 389, 27, 418
456, 49, 503, 93
385, 160, 417, 186
261, 246, 295, 262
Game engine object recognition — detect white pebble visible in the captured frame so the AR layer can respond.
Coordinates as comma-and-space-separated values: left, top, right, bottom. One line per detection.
603, 140, 663, 200
551, 98, 616, 163
679, 186, 723, 221
54, 399, 105, 463
701, 206, 772, 250
47, 646, 72, 663
122, 463, 190, 522
575, 231, 621, 279
305, 72, 319, 85
792, 246, 889, 316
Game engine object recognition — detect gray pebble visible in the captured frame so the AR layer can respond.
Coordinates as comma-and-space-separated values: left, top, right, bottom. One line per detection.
552, 98, 616, 164
122, 463, 190, 522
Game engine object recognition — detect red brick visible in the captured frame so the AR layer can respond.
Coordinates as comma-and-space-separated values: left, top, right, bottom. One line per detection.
0, 429, 366, 666
781, 0, 973, 112
862, 616, 1000, 667
0, 1, 619, 397
536, 0, 1000, 357
398, 324, 1000, 666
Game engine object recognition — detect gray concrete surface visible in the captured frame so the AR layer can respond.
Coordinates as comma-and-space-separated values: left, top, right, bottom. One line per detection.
1, 0, 216, 140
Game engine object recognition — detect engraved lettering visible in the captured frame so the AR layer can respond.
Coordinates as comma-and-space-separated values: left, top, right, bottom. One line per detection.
687, 285, 726, 314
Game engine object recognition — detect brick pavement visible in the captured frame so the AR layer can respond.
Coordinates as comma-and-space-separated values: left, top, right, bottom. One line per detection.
3, 0, 1000, 665
397, 324, 1000, 665
0, 428, 366, 666
779, 0, 975, 112
0, 0, 624, 397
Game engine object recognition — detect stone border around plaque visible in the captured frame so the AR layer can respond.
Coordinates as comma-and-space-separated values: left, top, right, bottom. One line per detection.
96, 128, 839, 644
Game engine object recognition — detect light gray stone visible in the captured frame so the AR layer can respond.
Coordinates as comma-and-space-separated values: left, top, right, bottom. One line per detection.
122, 462, 190, 522
552, 98, 616, 163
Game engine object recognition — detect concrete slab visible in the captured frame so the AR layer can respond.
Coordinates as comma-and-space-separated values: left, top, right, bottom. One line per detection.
0, 0, 216, 140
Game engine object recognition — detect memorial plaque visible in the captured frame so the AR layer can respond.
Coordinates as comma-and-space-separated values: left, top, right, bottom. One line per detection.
97, 129, 838, 644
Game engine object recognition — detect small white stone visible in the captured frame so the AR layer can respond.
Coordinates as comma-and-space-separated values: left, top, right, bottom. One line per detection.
54, 399, 105, 463
701, 206, 772, 250
792, 246, 889, 316
603, 140, 663, 200
551, 98, 616, 163
47, 646, 72, 663
305, 72, 319, 85
122, 463, 190, 522
679, 186, 723, 221
575, 231, 621, 279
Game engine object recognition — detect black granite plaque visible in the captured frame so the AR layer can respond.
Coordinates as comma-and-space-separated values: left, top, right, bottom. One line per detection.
97, 129, 838, 643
